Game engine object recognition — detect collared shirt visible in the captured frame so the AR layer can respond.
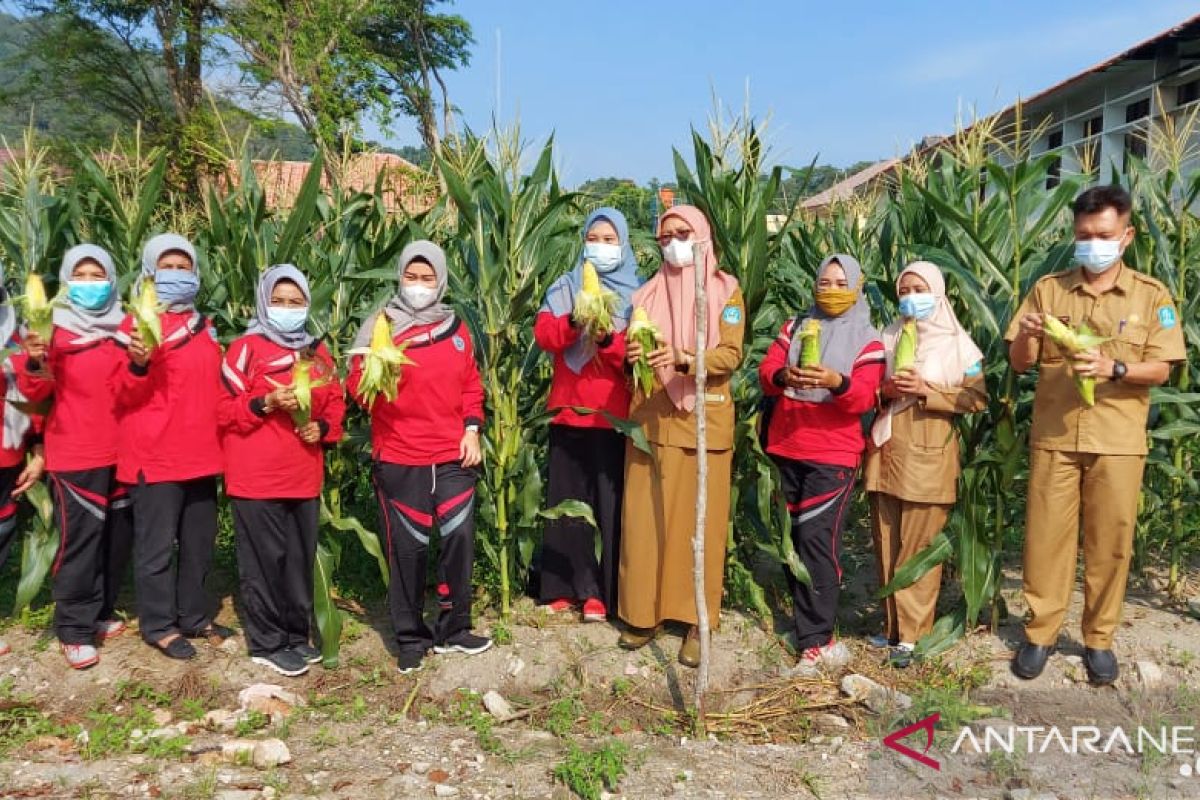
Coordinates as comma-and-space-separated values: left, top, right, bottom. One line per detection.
1004, 265, 1186, 455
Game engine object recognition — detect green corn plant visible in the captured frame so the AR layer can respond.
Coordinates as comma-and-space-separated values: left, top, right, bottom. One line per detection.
433, 127, 583, 617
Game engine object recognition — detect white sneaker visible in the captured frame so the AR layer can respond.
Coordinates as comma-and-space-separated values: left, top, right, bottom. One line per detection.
0, 638, 10, 656
789, 640, 851, 678
62, 643, 99, 670
96, 619, 127, 641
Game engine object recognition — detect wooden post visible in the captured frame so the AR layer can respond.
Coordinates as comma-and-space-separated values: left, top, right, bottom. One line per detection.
691, 240, 710, 732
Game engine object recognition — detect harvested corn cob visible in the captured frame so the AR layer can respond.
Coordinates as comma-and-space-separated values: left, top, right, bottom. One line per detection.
572, 261, 620, 338
128, 276, 163, 349
349, 312, 413, 407
627, 307, 661, 397
268, 358, 331, 427
1042, 314, 1108, 406
894, 319, 918, 372
797, 319, 822, 368
18, 274, 55, 343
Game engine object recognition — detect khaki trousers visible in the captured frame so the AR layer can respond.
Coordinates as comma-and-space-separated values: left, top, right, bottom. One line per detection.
870, 493, 949, 644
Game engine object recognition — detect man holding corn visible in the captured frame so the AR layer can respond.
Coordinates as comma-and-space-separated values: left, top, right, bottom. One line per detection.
1005, 185, 1185, 685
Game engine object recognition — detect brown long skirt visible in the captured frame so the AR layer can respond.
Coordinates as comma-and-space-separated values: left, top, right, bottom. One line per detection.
617, 441, 732, 629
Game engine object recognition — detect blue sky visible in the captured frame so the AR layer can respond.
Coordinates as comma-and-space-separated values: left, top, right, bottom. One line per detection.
367, 1, 1200, 187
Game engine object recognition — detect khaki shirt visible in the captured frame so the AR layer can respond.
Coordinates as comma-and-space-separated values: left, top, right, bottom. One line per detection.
864, 373, 988, 504
1003, 266, 1186, 455
630, 287, 745, 451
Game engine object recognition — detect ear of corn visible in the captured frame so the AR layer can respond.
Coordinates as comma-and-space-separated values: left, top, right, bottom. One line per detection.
798, 318, 822, 368
1042, 314, 1109, 406
128, 277, 163, 349
894, 319, 918, 373
627, 306, 661, 396
349, 312, 414, 407
572, 261, 620, 339
18, 273, 56, 343
289, 357, 332, 427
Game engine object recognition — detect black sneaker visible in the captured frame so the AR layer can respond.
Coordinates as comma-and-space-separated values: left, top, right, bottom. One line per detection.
433, 631, 493, 655
396, 650, 424, 674
291, 643, 322, 664
252, 649, 309, 677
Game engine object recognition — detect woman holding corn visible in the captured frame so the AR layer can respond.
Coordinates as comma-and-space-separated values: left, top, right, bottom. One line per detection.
534, 207, 640, 623
758, 253, 884, 676
117, 233, 228, 661
218, 265, 345, 677
0, 264, 47, 659
349, 240, 491, 675
617, 205, 743, 668
18, 245, 133, 669
864, 261, 985, 668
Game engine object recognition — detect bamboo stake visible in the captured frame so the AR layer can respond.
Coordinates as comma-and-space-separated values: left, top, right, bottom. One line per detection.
691, 239, 710, 733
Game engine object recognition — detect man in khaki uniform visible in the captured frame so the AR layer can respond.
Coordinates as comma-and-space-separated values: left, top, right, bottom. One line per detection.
1005, 185, 1186, 685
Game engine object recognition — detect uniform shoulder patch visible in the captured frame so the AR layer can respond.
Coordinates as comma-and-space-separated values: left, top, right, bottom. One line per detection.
452, 334, 466, 351
964, 360, 983, 377
1158, 306, 1177, 329
721, 305, 742, 325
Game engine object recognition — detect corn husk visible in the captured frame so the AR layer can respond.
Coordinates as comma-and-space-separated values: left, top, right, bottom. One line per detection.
1042, 314, 1109, 406
894, 319, 918, 373
627, 307, 661, 397
349, 313, 413, 407
268, 358, 332, 427
18, 273, 56, 343
798, 319, 822, 368
128, 277, 163, 349
572, 261, 620, 338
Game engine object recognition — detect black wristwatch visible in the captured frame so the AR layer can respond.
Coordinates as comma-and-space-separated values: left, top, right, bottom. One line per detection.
1111, 360, 1128, 381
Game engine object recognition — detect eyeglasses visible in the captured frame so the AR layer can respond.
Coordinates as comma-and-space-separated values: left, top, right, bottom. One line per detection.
656, 231, 693, 246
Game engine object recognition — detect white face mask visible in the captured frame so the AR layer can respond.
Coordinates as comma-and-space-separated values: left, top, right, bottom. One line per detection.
1075, 238, 1123, 274
403, 284, 439, 310
661, 238, 695, 267
583, 242, 622, 272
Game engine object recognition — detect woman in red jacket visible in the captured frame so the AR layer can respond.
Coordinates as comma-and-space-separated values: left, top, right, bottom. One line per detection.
119, 233, 227, 660
219, 265, 344, 677
533, 207, 639, 622
759, 253, 884, 676
0, 264, 48, 658
19, 245, 133, 669
349, 240, 490, 675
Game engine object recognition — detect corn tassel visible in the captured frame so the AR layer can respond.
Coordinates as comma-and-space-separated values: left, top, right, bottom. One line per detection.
572, 261, 620, 339
894, 319, 918, 373
797, 319, 822, 367
627, 307, 661, 397
128, 277, 163, 349
18, 273, 56, 343
349, 313, 414, 407
1042, 314, 1109, 406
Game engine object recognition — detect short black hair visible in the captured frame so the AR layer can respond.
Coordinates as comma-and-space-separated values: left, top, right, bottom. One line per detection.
1072, 185, 1132, 219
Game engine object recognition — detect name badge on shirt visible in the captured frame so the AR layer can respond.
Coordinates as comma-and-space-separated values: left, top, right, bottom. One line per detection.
704, 393, 726, 403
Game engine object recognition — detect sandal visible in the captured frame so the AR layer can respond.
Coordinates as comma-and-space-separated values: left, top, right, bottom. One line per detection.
185, 623, 236, 642
153, 634, 196, 661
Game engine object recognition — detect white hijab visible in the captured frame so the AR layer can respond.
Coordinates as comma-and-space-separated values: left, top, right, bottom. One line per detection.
871, 261, 984, 447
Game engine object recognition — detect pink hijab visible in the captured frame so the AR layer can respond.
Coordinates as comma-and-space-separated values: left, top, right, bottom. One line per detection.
871, 261, 984, 446
633, 205, 739, 411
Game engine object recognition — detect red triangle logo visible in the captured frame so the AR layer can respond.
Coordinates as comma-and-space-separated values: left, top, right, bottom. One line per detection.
883, 712, 941, 771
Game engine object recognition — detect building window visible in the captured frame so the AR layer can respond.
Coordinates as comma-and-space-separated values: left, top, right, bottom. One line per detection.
1046, 130, 1063, 188
1178, 79, 1200, 106
1125, 98, 1151, 123
1125, 132, 1148, 163
978, 166, 988, 202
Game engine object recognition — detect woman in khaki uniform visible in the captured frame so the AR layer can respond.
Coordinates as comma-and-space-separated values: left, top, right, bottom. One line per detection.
618, 205, 744, 668
865, 261, 986, 667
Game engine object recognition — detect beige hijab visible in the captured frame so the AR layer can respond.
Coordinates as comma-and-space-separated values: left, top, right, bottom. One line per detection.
871, 261, 984, 447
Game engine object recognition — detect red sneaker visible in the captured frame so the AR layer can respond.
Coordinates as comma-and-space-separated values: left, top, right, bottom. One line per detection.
540, 598, 573, 614
581, 598, 607, 622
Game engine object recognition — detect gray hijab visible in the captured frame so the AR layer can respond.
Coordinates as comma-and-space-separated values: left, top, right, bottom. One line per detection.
52, 244, 125, 344
245, 264, 317, 350
141, 233, 200, 313
785, 253, 882, 403
353, 240, 455, 348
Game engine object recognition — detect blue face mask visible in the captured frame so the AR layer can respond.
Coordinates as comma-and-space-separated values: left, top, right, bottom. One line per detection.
154, 269, 200, 305
582, 242, 623, 273
266, 306, 309, 333
898, 293, 937, 321
67, 280, 112, 311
